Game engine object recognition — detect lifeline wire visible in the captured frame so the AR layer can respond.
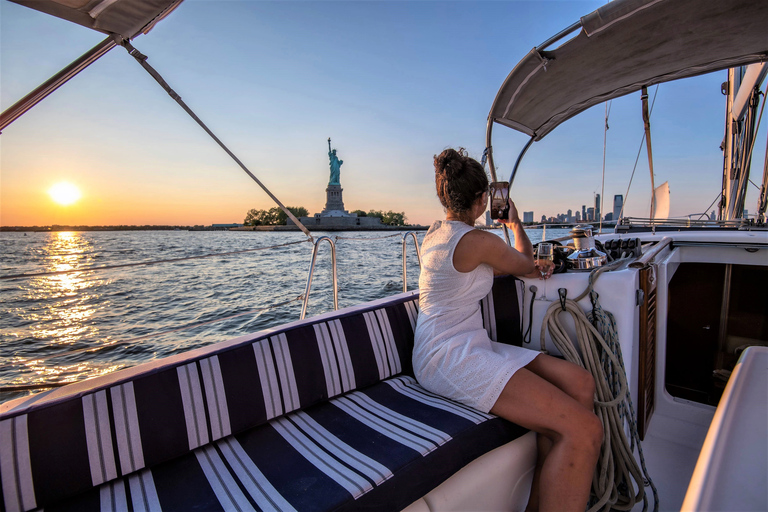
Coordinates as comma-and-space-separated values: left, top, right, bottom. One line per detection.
0, 240, 308, 280
0, 295, 305, 393
335, 233, 404, 241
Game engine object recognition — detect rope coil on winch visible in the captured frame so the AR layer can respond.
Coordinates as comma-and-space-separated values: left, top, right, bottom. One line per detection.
541, 274, 658, 512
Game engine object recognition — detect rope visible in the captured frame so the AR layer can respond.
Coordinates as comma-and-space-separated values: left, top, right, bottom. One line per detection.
0, 295, 305, 393
541, 292, 658, 512
0, 240, 308, 280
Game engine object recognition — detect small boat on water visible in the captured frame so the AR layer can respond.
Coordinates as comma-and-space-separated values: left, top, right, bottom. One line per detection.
1, 0, 766, 511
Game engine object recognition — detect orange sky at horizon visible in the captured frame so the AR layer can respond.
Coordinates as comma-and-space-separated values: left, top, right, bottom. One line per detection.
0, 158, 440, 227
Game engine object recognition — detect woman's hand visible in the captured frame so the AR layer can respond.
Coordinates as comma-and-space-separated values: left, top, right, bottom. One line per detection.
534, 259, 555, 279
500, 198, 521, 227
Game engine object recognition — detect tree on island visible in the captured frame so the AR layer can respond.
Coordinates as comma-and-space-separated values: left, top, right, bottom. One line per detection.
244, 206, 309, 226
351, 209, 408, 226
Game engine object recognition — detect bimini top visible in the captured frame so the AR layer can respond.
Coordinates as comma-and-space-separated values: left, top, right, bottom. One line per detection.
490, 0, 768, 141
9, 0, 183, 41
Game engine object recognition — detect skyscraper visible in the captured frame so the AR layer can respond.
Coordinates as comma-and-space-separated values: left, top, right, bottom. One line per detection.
613, 195, 623, 221
523, 211, 534, 223
595, 194, 601, 221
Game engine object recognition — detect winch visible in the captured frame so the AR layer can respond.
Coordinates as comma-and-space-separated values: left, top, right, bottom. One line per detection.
567, 225, 607, 270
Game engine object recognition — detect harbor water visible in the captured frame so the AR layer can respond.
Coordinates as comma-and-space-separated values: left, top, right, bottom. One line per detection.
0, 227, 571, 403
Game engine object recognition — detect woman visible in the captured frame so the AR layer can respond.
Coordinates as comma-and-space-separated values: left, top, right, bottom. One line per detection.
413, 148, 602, 512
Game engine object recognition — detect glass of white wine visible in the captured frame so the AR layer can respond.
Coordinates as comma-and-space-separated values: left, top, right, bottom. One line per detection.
537, 243, 554, 299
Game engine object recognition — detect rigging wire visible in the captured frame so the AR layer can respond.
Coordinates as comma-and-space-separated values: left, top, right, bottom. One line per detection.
618, 86, 659, 221
120, 40, 314, 241
742, 84, 766, 218
599, 101, 612, 233
696, 192, 724, 220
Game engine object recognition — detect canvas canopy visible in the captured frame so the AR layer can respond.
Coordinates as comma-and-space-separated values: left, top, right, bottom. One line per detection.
9, 0, 183, 41
489, 0, 768, 141
1, 0, 183, 131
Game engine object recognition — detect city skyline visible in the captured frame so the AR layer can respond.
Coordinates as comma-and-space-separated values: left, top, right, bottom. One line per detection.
524, 193, 625, 225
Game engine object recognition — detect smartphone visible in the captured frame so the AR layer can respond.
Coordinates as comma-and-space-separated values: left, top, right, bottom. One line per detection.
489, 181, 510, 220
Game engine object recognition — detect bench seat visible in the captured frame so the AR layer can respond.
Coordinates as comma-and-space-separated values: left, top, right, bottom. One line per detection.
40, 376, 526, 512
1, 278, 532, 512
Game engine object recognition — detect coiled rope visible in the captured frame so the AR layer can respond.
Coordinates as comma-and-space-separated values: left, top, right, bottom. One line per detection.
541, 286, 658, 512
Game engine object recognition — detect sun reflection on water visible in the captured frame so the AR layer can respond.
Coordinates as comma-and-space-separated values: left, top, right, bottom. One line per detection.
4, 231, 115, 390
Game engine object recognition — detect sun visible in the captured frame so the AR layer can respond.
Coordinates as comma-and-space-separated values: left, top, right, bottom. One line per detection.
48, 182, 82, 206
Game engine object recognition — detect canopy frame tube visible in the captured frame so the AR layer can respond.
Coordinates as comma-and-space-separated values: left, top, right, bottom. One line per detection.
0, 36, 116, 133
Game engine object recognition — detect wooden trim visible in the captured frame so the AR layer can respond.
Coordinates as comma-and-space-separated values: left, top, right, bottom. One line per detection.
637, 265, 657, 440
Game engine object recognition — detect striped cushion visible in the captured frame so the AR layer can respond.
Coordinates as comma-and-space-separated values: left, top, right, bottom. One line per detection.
39, 376, 526, 512
481, 275, 525, 346
0, 296, 419, 512
1, 281, 521, 512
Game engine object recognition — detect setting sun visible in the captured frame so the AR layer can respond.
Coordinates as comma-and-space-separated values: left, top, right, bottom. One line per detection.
48, 182, 82, 206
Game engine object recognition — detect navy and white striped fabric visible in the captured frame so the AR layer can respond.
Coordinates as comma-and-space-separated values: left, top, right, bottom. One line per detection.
0, 284, 525, 512
480, 275, 525, 345
0, 296, 419, 512
38, 376, 526, 512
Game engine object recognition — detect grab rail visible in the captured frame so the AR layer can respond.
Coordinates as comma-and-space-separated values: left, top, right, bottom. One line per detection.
629, 237, 672, 268
401, 231, 422, 292
301, 236, 339, 319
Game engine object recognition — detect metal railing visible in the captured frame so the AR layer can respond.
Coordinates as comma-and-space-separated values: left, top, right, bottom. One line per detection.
401, 232, 422, 292
300, 236, 339, 320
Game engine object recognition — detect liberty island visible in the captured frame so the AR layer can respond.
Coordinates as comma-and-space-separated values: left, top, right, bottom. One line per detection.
288, 139, 424, 230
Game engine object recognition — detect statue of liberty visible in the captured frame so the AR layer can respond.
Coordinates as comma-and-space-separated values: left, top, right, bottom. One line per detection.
328, 138, 343, 186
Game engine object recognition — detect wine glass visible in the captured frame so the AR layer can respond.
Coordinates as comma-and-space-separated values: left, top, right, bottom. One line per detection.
537, 243, 553, 299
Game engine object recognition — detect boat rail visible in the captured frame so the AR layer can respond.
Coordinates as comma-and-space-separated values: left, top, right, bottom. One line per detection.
402, 231, 422, 292
2, 232, 425, 393
629, 237, 673, 268
617, 216, 764, 232
300, 236, 339, 320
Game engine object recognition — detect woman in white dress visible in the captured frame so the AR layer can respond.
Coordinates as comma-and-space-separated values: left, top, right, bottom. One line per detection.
413, 148, 602, 512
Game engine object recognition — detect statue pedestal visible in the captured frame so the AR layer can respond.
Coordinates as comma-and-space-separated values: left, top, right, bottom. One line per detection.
321, 184, 349, 215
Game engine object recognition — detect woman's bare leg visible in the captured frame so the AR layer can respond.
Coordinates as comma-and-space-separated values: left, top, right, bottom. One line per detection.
518, 355, 598, 511
490, 361, 602, 512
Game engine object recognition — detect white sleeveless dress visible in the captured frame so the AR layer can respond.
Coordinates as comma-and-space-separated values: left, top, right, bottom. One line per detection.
413, 220, 540, 413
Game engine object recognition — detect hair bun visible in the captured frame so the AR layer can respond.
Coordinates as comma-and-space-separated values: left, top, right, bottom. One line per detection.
433, 147, 488, 215
434, 148, 466, 178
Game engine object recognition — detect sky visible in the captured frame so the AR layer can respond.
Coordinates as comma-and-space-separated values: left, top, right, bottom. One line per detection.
1, 0, 765, 227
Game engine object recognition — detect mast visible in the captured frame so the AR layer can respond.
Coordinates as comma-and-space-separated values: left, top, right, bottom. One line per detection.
719, 64, 766, 221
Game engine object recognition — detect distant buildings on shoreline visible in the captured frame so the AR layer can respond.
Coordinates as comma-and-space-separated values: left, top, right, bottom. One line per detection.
486, 194, 626, 226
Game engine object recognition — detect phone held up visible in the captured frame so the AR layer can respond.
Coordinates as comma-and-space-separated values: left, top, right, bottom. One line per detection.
489, 181, 510, 220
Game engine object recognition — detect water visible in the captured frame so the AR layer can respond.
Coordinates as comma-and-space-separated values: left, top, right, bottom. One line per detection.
0, 227, 570, 403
